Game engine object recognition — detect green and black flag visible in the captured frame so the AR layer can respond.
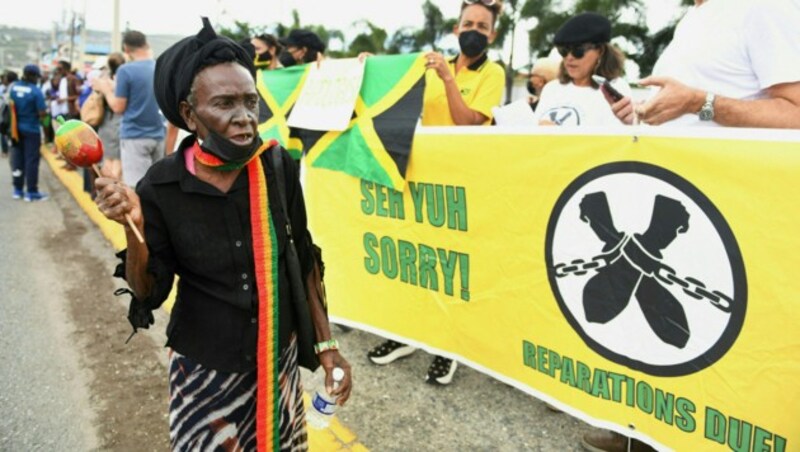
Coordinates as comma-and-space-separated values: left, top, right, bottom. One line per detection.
303, 53, 426, 191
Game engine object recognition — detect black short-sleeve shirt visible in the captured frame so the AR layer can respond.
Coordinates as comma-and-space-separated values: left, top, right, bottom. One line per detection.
136, 138, 314, 373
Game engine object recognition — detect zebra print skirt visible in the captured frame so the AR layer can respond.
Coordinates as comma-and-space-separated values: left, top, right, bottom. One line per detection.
168, 336, 308, 451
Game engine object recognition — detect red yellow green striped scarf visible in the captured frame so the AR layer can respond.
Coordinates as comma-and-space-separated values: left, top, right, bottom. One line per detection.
191, 138, 281, 449
248, 150, 281, 452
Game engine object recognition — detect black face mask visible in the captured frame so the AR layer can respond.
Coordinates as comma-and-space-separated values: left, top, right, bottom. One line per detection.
278, 50, 297, 68
192, 108, 263, 169
527, 80, 537, 95
459, 30, 489, 58
254, 51, 272, 68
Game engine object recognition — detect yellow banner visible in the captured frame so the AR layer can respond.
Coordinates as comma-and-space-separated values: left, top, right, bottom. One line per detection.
305, 128, 800, 451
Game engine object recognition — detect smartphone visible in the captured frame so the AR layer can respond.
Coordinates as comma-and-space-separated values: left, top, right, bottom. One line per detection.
592, 75, 624, 103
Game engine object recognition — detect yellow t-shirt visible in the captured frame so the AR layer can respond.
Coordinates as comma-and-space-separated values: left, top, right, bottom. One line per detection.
422, 54, 505, 126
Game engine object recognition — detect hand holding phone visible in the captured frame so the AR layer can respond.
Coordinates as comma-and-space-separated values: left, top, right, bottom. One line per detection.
592, 75, 624, 103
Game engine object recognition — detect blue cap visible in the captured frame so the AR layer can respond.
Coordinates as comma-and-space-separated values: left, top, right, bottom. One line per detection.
23, 64, 41, 77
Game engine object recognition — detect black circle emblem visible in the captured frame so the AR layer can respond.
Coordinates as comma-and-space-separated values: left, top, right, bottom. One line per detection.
545, 162, 747, 377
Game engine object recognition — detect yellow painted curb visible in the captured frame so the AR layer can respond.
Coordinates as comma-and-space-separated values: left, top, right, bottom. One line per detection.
42, 145, 367, 451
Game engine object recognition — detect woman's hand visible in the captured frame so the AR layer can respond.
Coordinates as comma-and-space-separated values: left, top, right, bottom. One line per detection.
425, 51, 452, 83
318, 350, 352, 406
611, 96, 636, 125
94, 167, 142, 228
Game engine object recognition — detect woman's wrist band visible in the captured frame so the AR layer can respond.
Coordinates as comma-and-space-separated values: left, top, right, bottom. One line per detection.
314, 339, 339, 355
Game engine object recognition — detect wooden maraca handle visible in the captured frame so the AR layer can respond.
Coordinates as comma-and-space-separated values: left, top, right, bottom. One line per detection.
92, 164, 145, 244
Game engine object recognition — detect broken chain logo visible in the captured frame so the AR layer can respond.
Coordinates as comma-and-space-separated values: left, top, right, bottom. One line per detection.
545, 162, 747, 376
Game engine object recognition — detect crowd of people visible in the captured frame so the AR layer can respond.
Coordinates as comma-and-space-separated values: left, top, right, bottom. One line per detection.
2, 0, 799, 450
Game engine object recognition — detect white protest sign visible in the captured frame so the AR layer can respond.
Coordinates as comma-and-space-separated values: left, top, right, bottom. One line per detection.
287, 58, 365, 131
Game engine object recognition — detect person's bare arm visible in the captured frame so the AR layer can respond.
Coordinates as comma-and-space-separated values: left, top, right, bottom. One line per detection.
306, 267, 352, 404
425, 52, 488, 126
94, 172, 153, 298
637, 76, 800, 128
94, 77, 127, 114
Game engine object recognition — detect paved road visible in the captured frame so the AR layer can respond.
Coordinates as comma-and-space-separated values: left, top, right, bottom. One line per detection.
0, 158, 98, 450
0, 155, 593, 451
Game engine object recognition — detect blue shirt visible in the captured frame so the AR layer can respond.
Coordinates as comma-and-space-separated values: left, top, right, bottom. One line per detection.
115, 60, 165, 140
9, 81, 46, 136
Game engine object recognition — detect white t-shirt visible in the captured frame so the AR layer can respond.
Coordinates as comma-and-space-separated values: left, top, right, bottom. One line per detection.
652, 0, 800, 126
50, 77, 69, 117
535, 78, 632, 127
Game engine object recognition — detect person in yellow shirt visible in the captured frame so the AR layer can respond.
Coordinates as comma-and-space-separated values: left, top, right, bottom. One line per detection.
421, 0, 505, 126
367, 0, 505, 386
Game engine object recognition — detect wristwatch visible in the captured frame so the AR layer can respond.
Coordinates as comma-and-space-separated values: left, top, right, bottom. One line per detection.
698, 92, 716, 121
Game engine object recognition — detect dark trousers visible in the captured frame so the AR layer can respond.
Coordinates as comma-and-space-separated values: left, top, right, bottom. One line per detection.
11, 132, 42, 193
0, 134, 8, 154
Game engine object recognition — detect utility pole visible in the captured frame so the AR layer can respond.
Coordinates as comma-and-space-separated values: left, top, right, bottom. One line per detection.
80, 0, 88, 66
68, 11, 77, 65
112, 0, 121, 53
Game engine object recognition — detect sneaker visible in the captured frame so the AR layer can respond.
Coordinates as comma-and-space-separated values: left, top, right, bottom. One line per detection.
367, 340, 416, 365
12, 188, 23, 200
24, 192, 49, 202
581, 430, 656, 452
425, 355, 458, 385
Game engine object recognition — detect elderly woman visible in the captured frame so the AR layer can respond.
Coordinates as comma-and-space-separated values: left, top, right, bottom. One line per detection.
94, 19, 351, 451
527, 56, 560, 112
536, 12, 630, 126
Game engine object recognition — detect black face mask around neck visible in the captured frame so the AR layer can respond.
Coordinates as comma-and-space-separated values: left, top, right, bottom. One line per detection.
278, 50, 297, 67
192, 107, 263, 168
458, 30, 489, 58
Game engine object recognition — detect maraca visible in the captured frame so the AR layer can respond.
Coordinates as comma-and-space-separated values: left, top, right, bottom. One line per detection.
54, 116, 145, 243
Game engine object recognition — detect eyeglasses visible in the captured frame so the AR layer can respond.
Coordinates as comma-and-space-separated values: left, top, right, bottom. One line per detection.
463, 0, 498, 6
557, 43, 598, 59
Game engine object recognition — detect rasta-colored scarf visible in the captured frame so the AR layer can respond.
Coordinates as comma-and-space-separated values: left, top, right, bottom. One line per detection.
192, 138, 282, 450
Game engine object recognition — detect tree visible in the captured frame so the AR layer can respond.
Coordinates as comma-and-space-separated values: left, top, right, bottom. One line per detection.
386, 27, 421, 54
492, 0, 537, 103
217, 20, 266, 42
637, 0, 694, 76
347, 21, 388, 56
415, 0, 453, 51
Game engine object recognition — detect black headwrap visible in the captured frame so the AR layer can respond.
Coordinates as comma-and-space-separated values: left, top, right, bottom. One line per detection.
154, 17, 256, 131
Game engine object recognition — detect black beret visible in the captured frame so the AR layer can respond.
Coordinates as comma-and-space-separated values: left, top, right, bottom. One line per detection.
553, 12, 612, 45
154, 17, 255, 131
279, 29, 326, 53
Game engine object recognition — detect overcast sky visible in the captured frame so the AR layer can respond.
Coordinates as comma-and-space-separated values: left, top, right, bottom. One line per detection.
5, 0, 684, 37
3, 0, 685, 75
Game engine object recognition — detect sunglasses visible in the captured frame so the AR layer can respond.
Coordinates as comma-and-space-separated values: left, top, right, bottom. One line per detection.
463, 0, 498, 6
557, 43, 598, 59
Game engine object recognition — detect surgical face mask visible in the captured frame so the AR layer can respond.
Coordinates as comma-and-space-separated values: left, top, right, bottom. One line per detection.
278, 50, 297, 68
458, 30, 489, 58
192, 107, 262, 169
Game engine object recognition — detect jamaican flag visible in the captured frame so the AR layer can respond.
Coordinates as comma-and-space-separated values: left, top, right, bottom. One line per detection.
255, 65, 309, 160
303, 53, 426, 191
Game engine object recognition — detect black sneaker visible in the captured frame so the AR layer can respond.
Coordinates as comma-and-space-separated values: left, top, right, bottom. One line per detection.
425, 355, 458, 385
367, 340, 416, 365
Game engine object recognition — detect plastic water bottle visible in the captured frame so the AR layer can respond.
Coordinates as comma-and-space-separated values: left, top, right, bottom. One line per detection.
306, 367, 345, 429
